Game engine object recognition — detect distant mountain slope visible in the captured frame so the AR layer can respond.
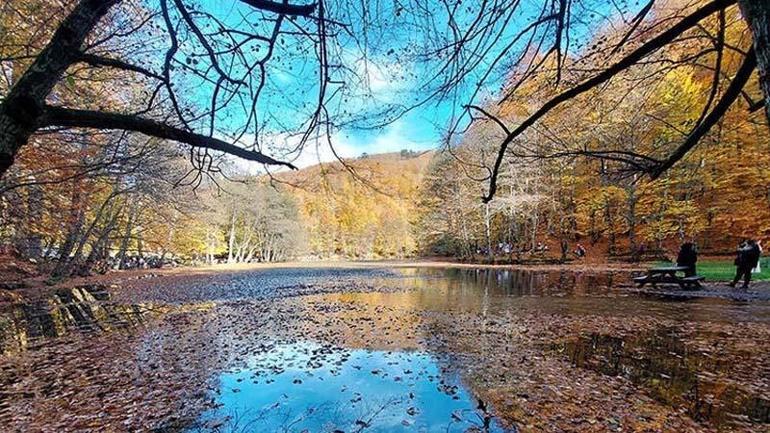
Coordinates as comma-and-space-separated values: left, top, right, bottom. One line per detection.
273, 150, 436, 259
274, 150, 435, 194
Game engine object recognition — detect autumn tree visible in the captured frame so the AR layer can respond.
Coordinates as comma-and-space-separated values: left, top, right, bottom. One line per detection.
420, 1, 770, 259
416, 0, 769, 201
287, 153, 425, 259
0, 0, 357, 179
214, 181, 304, 263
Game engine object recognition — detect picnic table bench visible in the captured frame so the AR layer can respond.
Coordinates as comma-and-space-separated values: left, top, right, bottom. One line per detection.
633, 265, 704, 290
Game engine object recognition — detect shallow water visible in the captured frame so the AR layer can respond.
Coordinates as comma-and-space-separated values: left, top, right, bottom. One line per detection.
191, 342, 511, 433
159, 266, 770, 431
0, 285, 145, 355
3, 265, 768, 432
558, 328, 770, 426
357, 267, 770, 323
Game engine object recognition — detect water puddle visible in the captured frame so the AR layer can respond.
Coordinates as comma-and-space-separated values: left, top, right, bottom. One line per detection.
190, 342, 512, 433
557, 328, 770, 428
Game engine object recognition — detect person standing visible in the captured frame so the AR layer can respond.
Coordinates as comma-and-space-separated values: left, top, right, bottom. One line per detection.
753, 240, 763, 273
676, 242, 698, 277
574, 243, 586, 258
731, 240, 760, 289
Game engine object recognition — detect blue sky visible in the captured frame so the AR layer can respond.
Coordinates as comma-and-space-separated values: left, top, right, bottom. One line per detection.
176, 0, 635, 169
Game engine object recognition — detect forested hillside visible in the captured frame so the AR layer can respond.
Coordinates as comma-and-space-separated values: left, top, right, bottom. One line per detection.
278, 151, 433, 259
1, 0, 769, 278
200, 150, 435, 263
417, 0, 770, 260
0, 148, 434, 277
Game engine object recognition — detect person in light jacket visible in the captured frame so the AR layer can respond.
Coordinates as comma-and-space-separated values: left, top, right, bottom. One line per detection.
731, 240, 760, 289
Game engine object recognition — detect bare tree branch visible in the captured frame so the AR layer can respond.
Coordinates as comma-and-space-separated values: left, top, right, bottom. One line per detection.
39, 106, 298, 169
79, 52, 164, 81
237, 0, 316, 16
650, 48, 757, 178
483, 0, 738, 202
465, 104, 510, 135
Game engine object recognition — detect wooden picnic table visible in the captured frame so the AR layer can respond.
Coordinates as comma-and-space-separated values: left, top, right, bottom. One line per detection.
634, 265, 704, 289
649, 265, 689, 277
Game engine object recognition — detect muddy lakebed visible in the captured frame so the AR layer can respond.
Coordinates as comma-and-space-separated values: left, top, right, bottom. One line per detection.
1, 266, 769, 432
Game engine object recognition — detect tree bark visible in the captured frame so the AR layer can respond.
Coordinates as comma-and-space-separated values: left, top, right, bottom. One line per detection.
739, 0, 770, 126
82, 206, 122, 275
484, 203, 492, 261
67, 196, 113, 272
22, 184, 43, 258
51, 183, 86, 278
0, 0, 120, 176
227, 211, 237, 263
52, 213, 84, 278
116, 207, 136, 270
627, 183, 639, 261
605, 198, 617, 256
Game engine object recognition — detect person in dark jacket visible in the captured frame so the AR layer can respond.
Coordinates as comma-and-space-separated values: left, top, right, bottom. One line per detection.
731, 239, 761, 289
676, 242, 698, 277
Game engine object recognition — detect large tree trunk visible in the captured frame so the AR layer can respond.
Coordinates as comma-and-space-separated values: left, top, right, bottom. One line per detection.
0, 0, 119, 177
484, 203, 492, 261
604, 199, 617, 256
59, 193, 117, 276
740, 0, 770, 126
51, 183, 86, 278
116, 207, 136, 270
22, 184, 43, 258
82, 207, 122, 275
52, 213, 84, 278
627, 184, 639, 261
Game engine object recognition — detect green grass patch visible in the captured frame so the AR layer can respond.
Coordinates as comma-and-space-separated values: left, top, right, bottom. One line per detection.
655, 258, 770, 281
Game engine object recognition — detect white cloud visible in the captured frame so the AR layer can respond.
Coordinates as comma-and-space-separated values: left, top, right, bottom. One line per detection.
355, 57, 408, 95
337, 48, 414, 105
286, 133, 358, 168
225, 118, 432, 176
286, 120, 426, 168
352, 120, 424, 154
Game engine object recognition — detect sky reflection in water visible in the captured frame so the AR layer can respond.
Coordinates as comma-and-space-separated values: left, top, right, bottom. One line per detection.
194, 342, 510, 433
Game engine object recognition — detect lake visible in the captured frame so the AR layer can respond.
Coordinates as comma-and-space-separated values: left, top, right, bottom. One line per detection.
176, 266, 770, 432
2, 265, 768, 432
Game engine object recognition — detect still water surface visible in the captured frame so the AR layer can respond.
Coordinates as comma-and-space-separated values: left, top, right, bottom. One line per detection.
190, 266, 770, 431
194, 342, 510, 433
361, 267, 770, 322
